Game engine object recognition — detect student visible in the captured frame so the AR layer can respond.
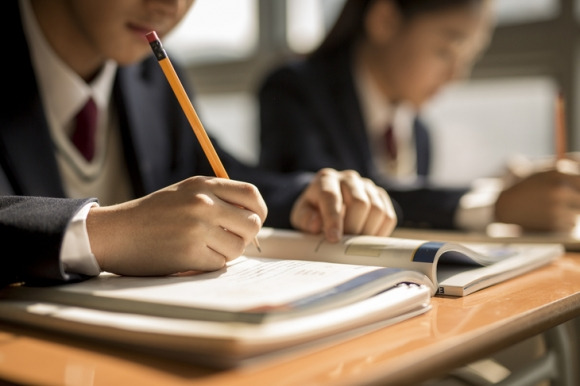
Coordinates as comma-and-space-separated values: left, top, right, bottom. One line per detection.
258, 0, 580, 232
0, 0, 397, 287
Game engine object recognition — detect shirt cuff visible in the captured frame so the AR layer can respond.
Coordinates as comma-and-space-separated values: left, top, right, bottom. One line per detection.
61, 202, 101, 277
454, 178, 503, 231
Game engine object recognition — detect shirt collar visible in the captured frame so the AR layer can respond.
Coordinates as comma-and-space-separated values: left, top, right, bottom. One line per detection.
353, 57, 417, 139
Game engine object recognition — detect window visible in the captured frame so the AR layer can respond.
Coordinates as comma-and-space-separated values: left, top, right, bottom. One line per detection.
423, 77, 558, 186
171, 0, 579, 169
494, 0, 559, 25
164, 0, 258, 64
286, 0, 345, 53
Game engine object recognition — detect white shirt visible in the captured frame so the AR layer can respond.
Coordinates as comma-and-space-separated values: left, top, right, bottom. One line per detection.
353, 58, 498, 231
20, 0, 132, 277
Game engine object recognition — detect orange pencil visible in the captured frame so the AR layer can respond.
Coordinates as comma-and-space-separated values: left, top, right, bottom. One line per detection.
555, 91, 567, 160
146, 31, 261, 252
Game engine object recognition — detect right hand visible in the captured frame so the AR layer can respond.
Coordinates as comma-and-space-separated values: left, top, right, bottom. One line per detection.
86, 176, 267, 276
494, 165, 580, 232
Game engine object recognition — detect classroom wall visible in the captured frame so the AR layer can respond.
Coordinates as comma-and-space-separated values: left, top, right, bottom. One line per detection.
422, 77, 557, 186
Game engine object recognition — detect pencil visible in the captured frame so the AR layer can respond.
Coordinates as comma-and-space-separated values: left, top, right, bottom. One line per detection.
555, 91, 567, 160
146, 31, 261, 252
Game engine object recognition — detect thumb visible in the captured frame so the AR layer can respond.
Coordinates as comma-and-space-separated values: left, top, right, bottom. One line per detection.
291, 199, 323, 234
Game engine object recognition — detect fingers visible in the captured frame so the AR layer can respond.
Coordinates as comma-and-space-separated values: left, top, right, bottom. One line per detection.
289, 198, 323, 234
209, 178, 268, 226
290, 168, 343, 241
204, 225, 248, 265
182, 177, 266, 258
290, 168, 397, 241
367, 182, 398, 236
559, 171, 580, 193
495, 170, 580, 232
340, 170, 370, 235
314, 169, 345, 241
341, 173, 397, 236
552, 179, 580, 231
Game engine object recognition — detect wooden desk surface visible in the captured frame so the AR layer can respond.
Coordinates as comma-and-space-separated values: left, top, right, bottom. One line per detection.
1, 254, 579, 386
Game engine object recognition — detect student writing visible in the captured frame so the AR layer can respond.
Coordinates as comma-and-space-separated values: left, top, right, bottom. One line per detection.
0, 0, 397, 287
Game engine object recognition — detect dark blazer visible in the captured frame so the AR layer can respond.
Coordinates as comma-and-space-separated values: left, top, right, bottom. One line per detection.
0, 1, 309, 287
258, 46, 467, 230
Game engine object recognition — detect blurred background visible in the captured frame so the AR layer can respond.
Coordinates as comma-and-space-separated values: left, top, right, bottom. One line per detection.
164, 0, 579, 187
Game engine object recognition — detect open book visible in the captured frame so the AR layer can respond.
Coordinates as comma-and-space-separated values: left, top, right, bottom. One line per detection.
0, 227, 563, 367
0, 253, 432, 368
244, 227, 564, 296
393, 225, 580, 252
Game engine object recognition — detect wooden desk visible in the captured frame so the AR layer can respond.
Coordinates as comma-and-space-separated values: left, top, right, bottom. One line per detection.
1, 254, 579, 386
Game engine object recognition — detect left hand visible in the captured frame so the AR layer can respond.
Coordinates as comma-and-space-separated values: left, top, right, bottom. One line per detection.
290, 168, 397, 241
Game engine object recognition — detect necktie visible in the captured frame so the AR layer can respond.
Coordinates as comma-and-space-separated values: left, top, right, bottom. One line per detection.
71, 98, 98, 161
384, 124, 397, 161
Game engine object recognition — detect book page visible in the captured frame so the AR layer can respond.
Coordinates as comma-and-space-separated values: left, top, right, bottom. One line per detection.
57, 257, 394, 312
245, 228, 564, 294
393, 225, 580, 252
246, 228, 439, 282
436, 243, 563, 296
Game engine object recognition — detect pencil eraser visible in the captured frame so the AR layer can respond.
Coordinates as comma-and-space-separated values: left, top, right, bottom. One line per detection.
145, 31, 159, 43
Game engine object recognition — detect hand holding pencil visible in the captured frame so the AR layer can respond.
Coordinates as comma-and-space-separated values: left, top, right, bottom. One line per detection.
146, 31, 262, 252
494, 91, 580, 232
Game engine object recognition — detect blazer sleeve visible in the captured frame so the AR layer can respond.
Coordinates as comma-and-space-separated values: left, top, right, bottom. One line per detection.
386, 183, 467, 229
0, 196, 97, 287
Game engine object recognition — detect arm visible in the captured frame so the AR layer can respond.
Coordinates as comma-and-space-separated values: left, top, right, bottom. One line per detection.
0, 177, 267, 285
0, 196, 96, 286
1, 171, 396, 286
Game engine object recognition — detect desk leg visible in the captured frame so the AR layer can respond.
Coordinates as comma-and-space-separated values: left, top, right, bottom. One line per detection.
493, 322, 578, 386
546, 321, 578, 386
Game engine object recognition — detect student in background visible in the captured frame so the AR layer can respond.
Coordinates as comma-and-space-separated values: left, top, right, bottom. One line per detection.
258, 0, 580, 233
0, 0, 397, 287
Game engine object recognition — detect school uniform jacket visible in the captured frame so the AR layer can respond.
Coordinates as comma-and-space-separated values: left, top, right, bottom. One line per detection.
0, 1, 309, 287
258, 46, 467, 230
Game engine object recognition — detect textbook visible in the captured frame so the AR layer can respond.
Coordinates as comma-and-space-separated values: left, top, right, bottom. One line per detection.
392, 225, 580, 252
0, 254, 433, 368
244, 227, 565, 297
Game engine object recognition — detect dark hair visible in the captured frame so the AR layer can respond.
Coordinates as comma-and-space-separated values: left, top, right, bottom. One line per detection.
310, 0, 483, 59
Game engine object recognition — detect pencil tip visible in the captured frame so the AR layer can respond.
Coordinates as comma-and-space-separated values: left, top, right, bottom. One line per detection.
253, 238, 262, 253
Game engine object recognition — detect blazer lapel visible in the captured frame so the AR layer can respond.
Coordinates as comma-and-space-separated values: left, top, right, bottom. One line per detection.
0, 99, 66, 197
0, 2, 65, 197
115, 59, 182, 196
331, 48, 377, 175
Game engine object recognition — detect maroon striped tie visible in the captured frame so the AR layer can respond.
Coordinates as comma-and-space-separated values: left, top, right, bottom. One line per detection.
384, 125, 397, 161
71, 98, 98, 161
